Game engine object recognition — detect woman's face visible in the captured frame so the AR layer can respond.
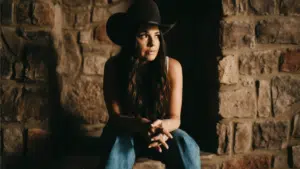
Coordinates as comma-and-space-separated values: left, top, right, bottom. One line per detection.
136, 24, 161, 62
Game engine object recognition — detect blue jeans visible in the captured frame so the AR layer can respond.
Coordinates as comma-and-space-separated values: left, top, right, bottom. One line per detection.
102, 129, 201, 169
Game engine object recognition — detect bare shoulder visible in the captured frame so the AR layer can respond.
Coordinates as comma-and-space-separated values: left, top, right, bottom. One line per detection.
169, 57, 182, 75
168, 57, 182, 79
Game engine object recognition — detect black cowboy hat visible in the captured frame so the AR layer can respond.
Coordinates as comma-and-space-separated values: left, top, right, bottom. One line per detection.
106, 0, 176, 46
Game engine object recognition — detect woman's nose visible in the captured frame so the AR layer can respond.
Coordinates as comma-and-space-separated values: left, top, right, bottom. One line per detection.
147, 36, 154, 47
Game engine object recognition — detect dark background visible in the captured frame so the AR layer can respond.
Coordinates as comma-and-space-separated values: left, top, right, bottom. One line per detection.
156, 0, 222, 153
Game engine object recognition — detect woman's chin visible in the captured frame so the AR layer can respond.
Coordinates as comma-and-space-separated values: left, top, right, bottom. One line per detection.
145, 54, 157, 61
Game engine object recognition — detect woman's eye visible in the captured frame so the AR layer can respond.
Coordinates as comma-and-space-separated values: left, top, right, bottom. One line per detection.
139, 34, 147, 38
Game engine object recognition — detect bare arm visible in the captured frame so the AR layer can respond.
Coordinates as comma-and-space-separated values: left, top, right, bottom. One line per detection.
103, 59, 150, 134
151, 58, 183, 132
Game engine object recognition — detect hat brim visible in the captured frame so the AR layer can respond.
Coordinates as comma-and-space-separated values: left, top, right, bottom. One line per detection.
106, 13, 176, 46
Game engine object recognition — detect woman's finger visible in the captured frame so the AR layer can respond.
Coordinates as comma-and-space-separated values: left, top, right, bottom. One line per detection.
151, 120, 162, 127
161, 128, 173, 139
158, 137, 169, 150
148, 141, 160, 148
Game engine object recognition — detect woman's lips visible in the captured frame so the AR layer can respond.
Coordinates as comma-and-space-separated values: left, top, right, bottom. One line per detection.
146, 50, 157, 55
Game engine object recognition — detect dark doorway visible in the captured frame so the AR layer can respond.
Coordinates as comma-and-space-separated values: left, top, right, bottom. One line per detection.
156, 0, 222, 153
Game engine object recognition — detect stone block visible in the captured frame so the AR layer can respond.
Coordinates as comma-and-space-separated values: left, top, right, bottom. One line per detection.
257, 80, 271, 117
233, 122, 252, 153
253, 120, 289, 150
62, 76, 108, 124
219, 88, 256, 118
222, 0, 247, 16
1, 0, 14, 24
19, 30, 52, 44
256, 18, 300, 44
63, 11, 76, 27
95, 22, 111, 43
0, 54, 13, 80
62, 0, 92, 7
292, 113, 300, 138
21, 84, 49, 123
218, 55, 239, 84
221, 21, 254, 49
14, 62, 24, 79
16, 0, 32, 24
239, 50, 281, 76
27, 128, 50, 155
108, 0, 130, 14
279, 0, 300, 16
83, 54, 108, 75
3, 127, 24, 155
1, 26, 23, 57
92, 7, 109, 22
248, 0, 276, 15
80, 30, 92, 44
222, 154, 271, 169
57, 31, 81, 76
293, 145, 300, 168
271, 76, 300, 116
280, 49, 300, 73
1, 84, 23, 122
75, 11, 91, 27
32, 1, 54, 27
133, 158, 165, 169
273, 152, 289, 169
217, 122, 233, 155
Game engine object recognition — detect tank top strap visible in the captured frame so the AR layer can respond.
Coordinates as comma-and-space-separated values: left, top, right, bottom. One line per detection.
166, 56, 169, 72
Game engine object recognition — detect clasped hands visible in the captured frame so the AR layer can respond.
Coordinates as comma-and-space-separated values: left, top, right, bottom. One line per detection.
141, 119, 173, 153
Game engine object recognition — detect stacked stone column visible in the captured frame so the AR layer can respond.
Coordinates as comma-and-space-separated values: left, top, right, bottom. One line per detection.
214, 0, 300, 168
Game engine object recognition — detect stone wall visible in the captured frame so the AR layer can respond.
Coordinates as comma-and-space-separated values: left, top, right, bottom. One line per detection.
207, 0, 300, 169
0, 0, 129, 163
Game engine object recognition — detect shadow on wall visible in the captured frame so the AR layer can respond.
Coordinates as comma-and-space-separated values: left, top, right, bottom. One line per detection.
157, 0, 222, 153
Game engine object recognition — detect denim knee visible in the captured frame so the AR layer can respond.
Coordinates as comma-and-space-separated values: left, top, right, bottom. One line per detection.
171, 129, 200, 155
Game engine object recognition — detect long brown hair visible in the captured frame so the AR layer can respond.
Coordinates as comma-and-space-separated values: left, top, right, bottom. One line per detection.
120, 28, 170, 121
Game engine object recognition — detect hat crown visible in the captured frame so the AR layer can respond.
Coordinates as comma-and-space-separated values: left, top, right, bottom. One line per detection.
127, 0, 161, 24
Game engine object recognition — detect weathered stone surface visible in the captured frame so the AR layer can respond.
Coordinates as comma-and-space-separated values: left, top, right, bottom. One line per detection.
258, 80, 271, 117
248, 0, 276, 15
62, 0, 92, 7
108, 0, 130, 14
222, 0, 247, 16
57, 31, 81, 76
81, 43, 113, 54
3, 127, 24, 154
1, 84, 23, 122
222, 154, 271, 169
0, 54, 13, 80
19, 30, 52, 44
32, 2, 54, 27
27, 128, 50, 155
280, 49, 300, 73
63, 11, 76, 27
219, 88, 256, 118
16, 0, 32, 24
62, 76, 108, 124
14, 62, 24, 79
239, 76, 255, 87
271, 76, 300, 116
201, 162, 219, 169
239, 50, 280, 76
21, 85, 49, 122
92, 7, 109, 22
273, 152, 289, 169
80, 30, 92, 44
1, 26, 23, 57
234, 122, 252, 153
253, 121, 289, 150
83, 54, 108, 75
218, 55, 239, 84
279, 0, 300, 16
217, 122, 233, 155
256, 18, 300, 44
1, 0, 14, 24
95, 0, 110, 7
292, 113, 300, 137
133, 158, 165, 169
221, 21, 254, 49
95, 22, 111, 43
293, 145, 300, 168
75, 11, 91, 28
23, 45, 50, 81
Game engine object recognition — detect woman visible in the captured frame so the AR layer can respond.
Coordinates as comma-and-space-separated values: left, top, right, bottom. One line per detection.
102, 1, 201, 169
